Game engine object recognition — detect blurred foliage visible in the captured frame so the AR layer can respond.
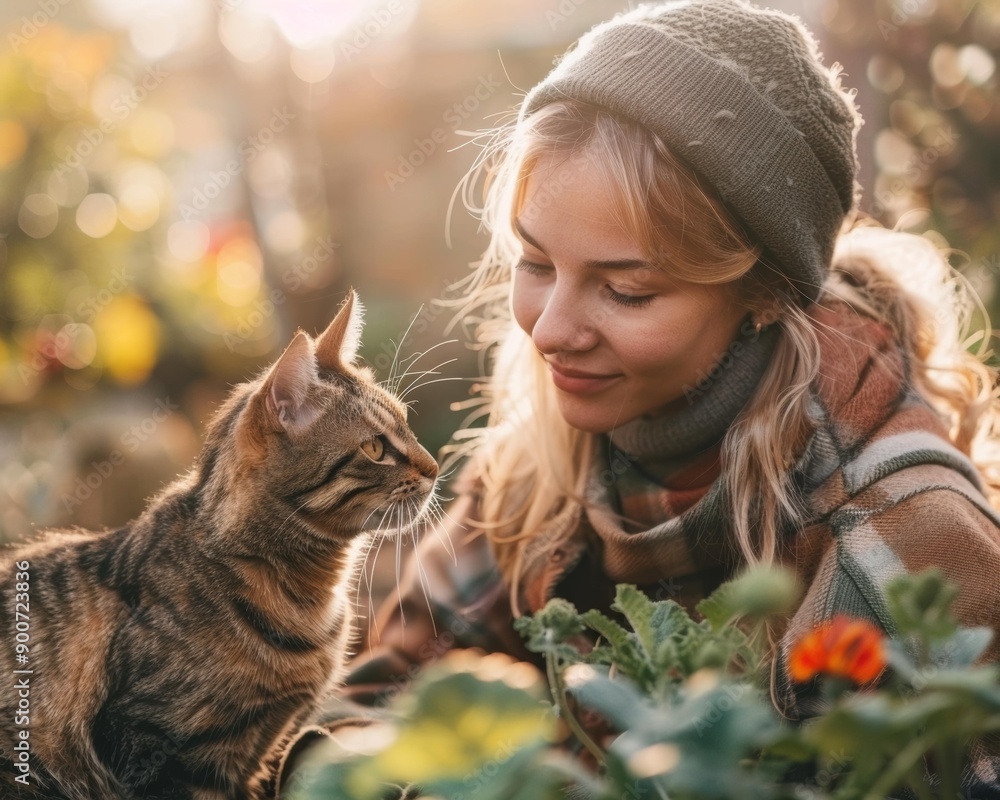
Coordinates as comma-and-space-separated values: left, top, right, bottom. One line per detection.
1, 0, 997, 594
821, 0, 1000, 317
287, 566, 1000, 799
0, 0, 632, 551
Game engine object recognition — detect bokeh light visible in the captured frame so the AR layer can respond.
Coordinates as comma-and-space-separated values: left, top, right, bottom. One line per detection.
216, 236, 263, 307
167, 220, 211, 262
93, 295, 160, 385
0, 119, 28, 169
19, 194, 60, 239
289, 43, 337, 83
76, 193, 119, 238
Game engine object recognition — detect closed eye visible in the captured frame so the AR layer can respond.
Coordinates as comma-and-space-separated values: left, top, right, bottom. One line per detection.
514, 258, 550, 276
515, 259, 655, 308
605, 286, 655, 308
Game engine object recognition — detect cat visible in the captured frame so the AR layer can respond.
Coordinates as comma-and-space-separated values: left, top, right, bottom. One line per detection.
0, 289, 440, 799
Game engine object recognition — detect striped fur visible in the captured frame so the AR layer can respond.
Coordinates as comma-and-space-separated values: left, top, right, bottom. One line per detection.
0, 291, 439, 799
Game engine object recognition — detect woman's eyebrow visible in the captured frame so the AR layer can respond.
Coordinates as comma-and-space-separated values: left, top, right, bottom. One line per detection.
514, 217, 660, 272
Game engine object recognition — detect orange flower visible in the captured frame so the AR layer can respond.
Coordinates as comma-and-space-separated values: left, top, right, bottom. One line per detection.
789, 615, 887, 685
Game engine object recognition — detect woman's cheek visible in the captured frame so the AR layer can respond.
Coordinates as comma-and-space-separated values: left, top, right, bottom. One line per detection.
617, 323, 678, 372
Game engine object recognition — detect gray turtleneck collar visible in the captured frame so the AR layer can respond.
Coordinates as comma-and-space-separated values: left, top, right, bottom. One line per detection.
607, 315, 781, 461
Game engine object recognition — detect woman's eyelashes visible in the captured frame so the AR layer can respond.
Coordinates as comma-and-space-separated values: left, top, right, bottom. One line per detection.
605, 286, 655, 308
514, 258, 656, 309
513, 257, 550, 276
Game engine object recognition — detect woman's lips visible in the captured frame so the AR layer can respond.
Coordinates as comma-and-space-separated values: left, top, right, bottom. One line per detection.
547, 363, 623, 394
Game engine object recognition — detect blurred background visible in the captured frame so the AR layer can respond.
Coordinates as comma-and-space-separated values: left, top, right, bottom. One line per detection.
1, 0, 999, 614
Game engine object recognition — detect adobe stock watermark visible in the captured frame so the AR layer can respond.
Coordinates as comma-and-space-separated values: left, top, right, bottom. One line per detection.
547, 0, 590, 29
598, 444, 639, 488
76, 267, 135, 322
340, 0, 406, 62
916, 251, 1000, 354
17, 324, 81, 386
960, 251, 1000, 305
222, 235, 339, 352
877, 0, 929, 40
7, 0, 72, 53
692, 680, 751, 737
681, 317, 767, 404
19, 268, 135, 384
374, 609, 474, 709
60, 397, 179, 514
52, 65, 169, 178
384, 74, 503, 191
791, 749, 851, 799
179, 106, 296, 220
457, 738, 527, 799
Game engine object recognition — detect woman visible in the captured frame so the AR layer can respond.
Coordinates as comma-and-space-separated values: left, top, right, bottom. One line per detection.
277, 0, 1000, 795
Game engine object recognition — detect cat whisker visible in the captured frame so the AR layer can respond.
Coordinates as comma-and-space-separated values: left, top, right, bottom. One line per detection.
394, 356, 460, 396
396, 370, 445, 402
434, 463, 462, 483
394, 353, 458, 383
357, 501, 390, 608
388, 339, 459, 394
386, 305, 426, 390
433, 501, 463, 526
271, 496, 314, 540
408, 501, 438, 638
395, 338, 459, 373
422, 495, 458, 566
359, 499, 391, 532
359, 501, 396, 647
363, 521, 391, 647
391, 503, 408, 645
354, 516, 383, 636
398, 375, 465, 401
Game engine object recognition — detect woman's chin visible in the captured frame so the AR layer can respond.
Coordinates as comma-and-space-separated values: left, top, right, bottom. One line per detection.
555, 397, 635, 435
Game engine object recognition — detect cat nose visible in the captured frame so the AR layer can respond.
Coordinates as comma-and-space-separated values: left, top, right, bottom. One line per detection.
411, 443, 439, 482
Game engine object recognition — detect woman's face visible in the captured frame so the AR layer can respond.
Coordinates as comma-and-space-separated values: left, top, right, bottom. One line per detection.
511, 148, 753, 435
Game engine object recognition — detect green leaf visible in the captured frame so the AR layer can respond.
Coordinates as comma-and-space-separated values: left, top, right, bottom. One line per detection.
886, 568, 960, 641
930, 626, 994, 668
420, 739, 566, 800
345, 658, 556, 797
612, 678, 784, 799
580, 608, 632, 653
696, 564, 799, 632
515, 598, 587, 663
612, 585, 695, 659
564, 668, 658, 731
579, 608, 655, 688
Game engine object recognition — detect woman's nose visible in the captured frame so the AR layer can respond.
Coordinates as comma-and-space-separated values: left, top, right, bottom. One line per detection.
530, 282, 599, 354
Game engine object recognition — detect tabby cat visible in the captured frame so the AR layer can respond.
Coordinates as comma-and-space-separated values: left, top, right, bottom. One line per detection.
0, 290, 440, 799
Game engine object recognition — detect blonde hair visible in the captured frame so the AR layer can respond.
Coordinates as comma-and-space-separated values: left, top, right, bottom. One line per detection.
438, 100, 1000, 616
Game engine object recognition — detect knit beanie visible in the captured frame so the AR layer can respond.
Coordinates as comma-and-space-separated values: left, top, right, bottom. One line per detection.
519, 0, 865, 306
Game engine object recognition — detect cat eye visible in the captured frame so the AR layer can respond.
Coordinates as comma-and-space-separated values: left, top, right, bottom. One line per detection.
360, 436, 384, 462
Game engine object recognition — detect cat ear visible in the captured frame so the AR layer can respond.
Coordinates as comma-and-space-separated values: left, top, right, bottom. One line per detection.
263, 331, 320, 432
316, 289, 364, 372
